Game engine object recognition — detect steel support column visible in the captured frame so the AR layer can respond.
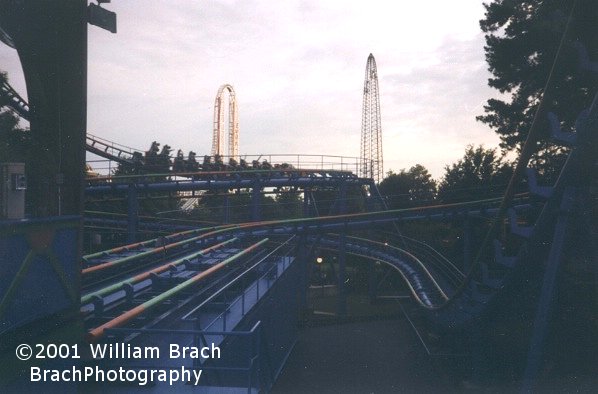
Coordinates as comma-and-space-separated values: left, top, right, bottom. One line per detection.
297, 234, 309, 311
303, 188, 310, 217
0, 1, 87, 217
223, 194, 230, 224
251, 181, 261, 222
127, 185, 139, 243
521, 189, 575, 392
337, 181, 348, 317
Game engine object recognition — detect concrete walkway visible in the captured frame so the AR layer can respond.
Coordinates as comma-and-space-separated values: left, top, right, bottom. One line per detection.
272, 318, 461, 393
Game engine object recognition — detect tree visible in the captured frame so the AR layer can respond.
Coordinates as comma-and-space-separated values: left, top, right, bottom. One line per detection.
274, 187, 302, 219
477, 0, 596, 172
378, 164, 436, 209
0, 108, 29, 161
438, 145, 513, 203
0, 71, 30, 162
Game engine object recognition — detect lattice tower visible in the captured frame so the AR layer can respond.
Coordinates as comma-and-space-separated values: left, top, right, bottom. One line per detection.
212, 84, 239, 160
360, 53, 383, 183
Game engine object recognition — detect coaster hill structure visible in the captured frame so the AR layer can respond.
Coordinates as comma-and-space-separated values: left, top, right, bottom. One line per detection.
0, 2, 597, 392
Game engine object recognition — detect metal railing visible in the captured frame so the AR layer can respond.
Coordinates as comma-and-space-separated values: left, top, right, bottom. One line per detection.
182, 237, 296, 332
104, 323, 263, 393
86, 153, 360, 176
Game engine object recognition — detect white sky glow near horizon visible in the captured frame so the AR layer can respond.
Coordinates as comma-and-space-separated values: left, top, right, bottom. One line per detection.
0, 0, 501, 179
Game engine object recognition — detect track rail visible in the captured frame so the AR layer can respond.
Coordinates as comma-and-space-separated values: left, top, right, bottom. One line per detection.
86, 133, 138, 164
86, 238, 269, 341
0, 79, 30, 119
81, 238, 238, 304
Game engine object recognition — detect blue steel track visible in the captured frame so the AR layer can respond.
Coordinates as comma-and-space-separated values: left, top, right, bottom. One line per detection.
0, 6, 597, 390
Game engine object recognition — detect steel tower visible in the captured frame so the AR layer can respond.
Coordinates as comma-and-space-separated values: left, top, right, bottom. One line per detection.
360, 53, 383, 183
212, 84, 239, 160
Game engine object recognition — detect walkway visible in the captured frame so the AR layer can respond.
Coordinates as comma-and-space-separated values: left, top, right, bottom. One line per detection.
272, 318, 462, 393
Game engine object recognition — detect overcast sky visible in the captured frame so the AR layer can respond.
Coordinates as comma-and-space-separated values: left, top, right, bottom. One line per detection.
0, 0, 501, 179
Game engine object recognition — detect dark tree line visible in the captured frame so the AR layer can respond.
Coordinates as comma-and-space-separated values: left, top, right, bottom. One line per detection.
379, 0, 596, 207
477, 0, 597, 179
379, 145, 513, 209
378, 165, 436, 209
0, 72, 30, 163
437, 145, 513, 203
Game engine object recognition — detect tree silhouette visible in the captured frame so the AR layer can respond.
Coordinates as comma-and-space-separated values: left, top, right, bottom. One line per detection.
0, 71, 30, 162
477, 0, 596, 176
274, 187, 302, 219
438, 145, 512, 203
378, 164, 436, 209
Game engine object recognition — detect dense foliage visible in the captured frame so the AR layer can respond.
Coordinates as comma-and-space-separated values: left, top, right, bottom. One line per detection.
477, 0, 596, 174
0, 71, 29, 163
437, 145, 513, 203
378, 165, 437, 209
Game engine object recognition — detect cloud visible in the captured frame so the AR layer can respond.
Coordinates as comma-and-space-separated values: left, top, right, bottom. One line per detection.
381, 34, 500, 177
1, 1, 500, 179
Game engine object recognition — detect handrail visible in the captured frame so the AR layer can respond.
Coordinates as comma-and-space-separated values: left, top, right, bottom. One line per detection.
104, 320, 262, 336
87, 133, 142, 154
86, 167, 356, 183
182, 236, 295, 321
104, 321, 263, 393
201, 247, 292, 333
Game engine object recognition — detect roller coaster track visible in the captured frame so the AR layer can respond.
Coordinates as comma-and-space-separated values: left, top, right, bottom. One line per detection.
75, 93, 595, 394
2, 20, 594, 388
0, 4, 593, 392
0, 79, 30, 120
85, 133, 139, 165
257, 94, 596, 330
1, 83, 357, 180
2, 82, 359, 179
4, 73, 588, 350
0, 82, 141, 164
85, 237, 272, 342
87, 87, 595, 333
249, 39, 589, 335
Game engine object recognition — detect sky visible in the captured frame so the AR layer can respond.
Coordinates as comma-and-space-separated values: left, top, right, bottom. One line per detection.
0, 0, 501, 179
